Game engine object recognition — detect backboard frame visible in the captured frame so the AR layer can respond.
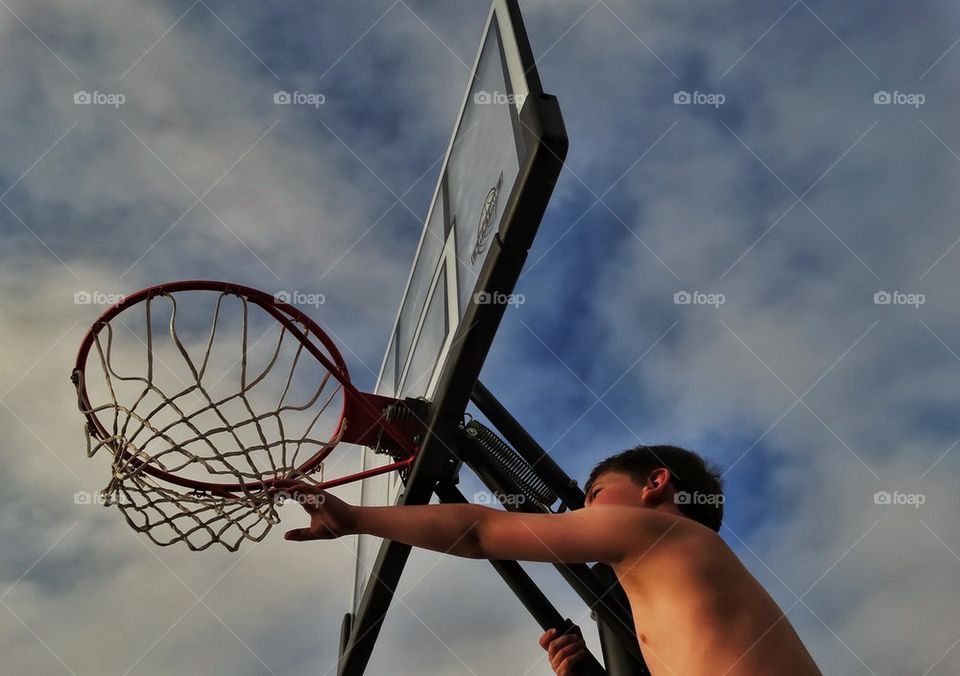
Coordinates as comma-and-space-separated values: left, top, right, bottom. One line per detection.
340, 0, 568, 672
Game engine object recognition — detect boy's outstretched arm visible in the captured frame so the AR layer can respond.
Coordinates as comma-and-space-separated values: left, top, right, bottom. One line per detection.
283, 485, 667, 565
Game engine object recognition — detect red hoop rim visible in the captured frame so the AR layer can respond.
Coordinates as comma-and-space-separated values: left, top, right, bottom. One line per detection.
72, 280, 356, 496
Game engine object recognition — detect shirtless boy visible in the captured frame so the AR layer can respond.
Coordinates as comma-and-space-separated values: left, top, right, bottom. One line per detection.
285, 444, 822, 675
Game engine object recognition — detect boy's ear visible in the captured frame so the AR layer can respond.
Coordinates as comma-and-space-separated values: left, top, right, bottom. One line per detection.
643, 468, 672, 502
647, 467, 671, 488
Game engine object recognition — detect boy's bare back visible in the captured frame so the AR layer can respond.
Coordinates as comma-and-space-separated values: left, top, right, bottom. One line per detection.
615, 512, 821, 676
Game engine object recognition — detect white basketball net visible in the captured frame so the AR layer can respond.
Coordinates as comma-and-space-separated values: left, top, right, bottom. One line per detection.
75, 290, 347, 551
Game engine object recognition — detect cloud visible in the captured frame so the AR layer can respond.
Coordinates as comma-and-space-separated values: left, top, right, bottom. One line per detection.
4, 0, 960, 674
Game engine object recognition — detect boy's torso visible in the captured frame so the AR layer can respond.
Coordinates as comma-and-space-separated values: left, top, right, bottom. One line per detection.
612, 515, 822, 676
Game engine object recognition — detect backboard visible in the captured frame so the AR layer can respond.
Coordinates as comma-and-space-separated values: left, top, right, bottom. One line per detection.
351, 0, 567, 615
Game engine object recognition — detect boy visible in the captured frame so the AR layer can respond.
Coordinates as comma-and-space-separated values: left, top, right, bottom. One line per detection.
285, 445, 822, 675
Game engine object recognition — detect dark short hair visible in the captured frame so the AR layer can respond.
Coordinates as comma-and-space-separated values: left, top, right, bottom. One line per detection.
584, 445, 724, 531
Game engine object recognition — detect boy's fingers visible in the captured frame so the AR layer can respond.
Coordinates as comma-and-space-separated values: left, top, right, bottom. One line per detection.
541, 618, 577, 647
552, 643, 585, 667
546, 635, 565, 657
547, 634, 583, 659
556, 649, 586, 675
284, 528, 315, 541
552, 638, 584, 659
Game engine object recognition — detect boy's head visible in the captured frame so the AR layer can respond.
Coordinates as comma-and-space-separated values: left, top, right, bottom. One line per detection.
583, 445, 724, 532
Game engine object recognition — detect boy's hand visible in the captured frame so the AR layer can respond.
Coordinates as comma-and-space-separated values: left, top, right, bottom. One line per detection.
539, 622, 586, 675
283, 484, 357, 541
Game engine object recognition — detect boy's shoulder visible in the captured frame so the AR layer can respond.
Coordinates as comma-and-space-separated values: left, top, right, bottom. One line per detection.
586, 505, 713, 538
589, 507, 725, 565
587, 505, 723, 551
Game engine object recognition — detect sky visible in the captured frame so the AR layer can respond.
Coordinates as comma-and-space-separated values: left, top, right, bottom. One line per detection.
2, 0, 960, 674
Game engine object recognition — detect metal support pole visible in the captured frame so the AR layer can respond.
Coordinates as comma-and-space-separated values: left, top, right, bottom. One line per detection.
436, 483, 606, 676
591, 564, 650, 675
469, 381, 647, 665
548, 561, 645, 664
471, 380, 585, 510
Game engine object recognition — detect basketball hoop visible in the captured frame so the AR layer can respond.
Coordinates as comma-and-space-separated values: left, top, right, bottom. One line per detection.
72, 281, 424, 551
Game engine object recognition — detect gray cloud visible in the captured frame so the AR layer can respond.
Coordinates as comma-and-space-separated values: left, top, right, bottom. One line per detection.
4, 1, 960, 674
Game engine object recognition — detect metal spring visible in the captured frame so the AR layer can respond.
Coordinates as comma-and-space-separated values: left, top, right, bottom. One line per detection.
383, 402, 415, 423
464, 419, 557, 510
